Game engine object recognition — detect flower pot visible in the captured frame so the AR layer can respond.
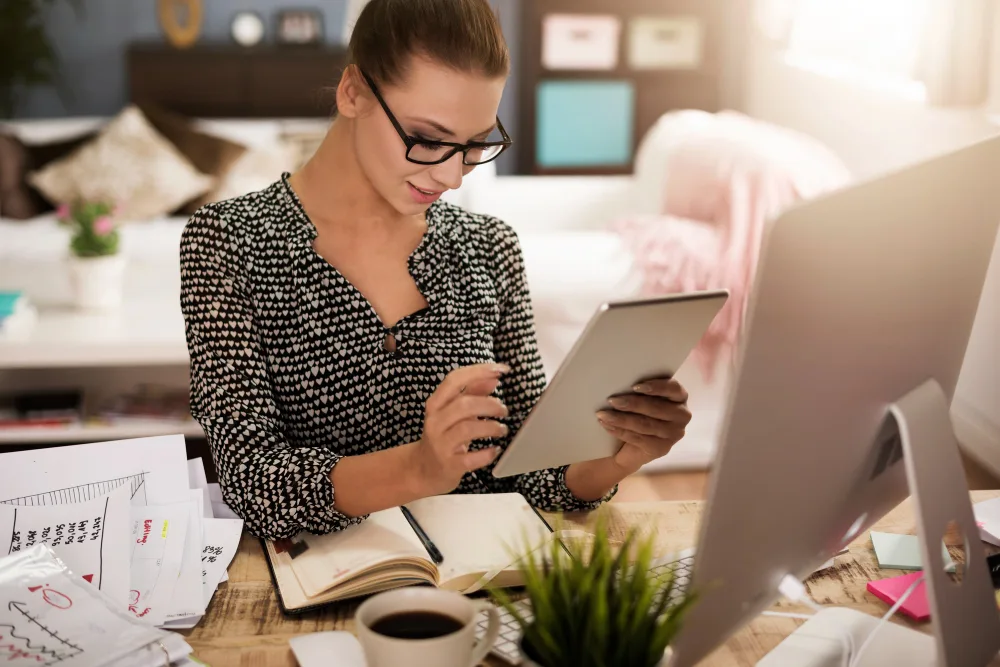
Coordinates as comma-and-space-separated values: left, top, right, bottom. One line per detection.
68, 255, 126, 311
518, 635, 673, 667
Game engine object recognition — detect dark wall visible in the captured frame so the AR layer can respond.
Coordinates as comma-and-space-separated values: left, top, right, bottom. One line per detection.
16, 0, 522, 173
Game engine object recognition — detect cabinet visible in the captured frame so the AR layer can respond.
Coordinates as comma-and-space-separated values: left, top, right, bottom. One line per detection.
127, 43, 348, 118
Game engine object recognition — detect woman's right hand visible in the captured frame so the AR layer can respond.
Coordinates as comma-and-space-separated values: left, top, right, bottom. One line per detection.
410, 363, 511, 496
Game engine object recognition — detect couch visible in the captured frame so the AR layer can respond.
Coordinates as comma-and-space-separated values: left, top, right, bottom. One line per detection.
0, 108, 849, 469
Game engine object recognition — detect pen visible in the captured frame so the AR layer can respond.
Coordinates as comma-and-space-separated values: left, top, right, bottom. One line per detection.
401, 505, 444, 564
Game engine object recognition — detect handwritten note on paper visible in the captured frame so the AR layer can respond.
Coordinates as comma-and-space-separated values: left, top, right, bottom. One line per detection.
0, 435, 190, 509
0, 485, 130, 607
200, 518, 243, 606
0, 544, 189, 667
128, 505, 190, 626
161, 516, 245, 630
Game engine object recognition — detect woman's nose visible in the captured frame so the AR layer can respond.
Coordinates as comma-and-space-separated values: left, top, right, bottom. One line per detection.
429, 152, 465, 191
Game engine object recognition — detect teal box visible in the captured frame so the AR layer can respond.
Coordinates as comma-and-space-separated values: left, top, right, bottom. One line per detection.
536, 80, 635, 168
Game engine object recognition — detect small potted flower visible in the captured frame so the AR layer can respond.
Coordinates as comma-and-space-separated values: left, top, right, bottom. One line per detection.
491, 515, 699, 667
57, 200, 124, 310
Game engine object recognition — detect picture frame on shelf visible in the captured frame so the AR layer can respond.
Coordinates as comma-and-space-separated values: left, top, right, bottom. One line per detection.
275, 8, 324, 46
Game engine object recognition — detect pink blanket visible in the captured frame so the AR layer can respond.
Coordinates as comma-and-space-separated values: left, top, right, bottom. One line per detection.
612, 112, 851, 381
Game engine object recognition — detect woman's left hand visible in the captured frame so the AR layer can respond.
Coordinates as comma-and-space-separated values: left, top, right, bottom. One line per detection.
596, 377, 692, 472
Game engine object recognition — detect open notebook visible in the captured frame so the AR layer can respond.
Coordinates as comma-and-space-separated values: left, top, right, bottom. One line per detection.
263, 493, 554, 613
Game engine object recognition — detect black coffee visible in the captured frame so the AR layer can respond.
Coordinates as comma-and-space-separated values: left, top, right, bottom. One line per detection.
370, 611, 464, 640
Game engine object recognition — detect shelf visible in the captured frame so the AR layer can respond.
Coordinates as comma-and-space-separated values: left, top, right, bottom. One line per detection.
0, 302, 189, 369
0, 419, 203, 445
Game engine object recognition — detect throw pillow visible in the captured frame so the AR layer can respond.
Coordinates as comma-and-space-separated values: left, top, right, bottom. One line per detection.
28, 105, 215, 220
136, 102, 248, 214
201, 140, 299, 206
0, 131, 95, 219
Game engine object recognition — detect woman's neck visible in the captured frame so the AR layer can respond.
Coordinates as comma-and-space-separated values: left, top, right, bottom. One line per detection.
290, 117, 413, 236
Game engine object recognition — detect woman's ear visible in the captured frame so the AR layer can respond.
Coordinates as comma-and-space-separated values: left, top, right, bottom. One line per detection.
336, 65, 369, 119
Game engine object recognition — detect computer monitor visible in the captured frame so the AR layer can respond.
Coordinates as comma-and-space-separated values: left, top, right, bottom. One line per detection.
669, 134, 1000, 667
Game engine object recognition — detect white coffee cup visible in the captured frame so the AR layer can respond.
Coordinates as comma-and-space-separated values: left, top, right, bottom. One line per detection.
355, 588, 501, 667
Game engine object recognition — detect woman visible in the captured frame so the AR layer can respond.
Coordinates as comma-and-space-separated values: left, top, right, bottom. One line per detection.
179, 0, 692, 541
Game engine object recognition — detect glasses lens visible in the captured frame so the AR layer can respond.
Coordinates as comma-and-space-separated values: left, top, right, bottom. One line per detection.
408, 143, 454, 164
464, 143, 505, 165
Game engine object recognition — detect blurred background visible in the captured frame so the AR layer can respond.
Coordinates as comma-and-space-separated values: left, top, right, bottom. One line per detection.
1, 0, 997, 492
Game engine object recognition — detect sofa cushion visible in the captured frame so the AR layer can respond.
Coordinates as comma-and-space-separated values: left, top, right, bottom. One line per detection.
137, 103, 248, 215
27, 105, 215, 220
0, 131, 96, 219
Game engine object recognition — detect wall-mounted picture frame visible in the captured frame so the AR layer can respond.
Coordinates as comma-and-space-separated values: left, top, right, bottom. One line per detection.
275, 9, 324, 45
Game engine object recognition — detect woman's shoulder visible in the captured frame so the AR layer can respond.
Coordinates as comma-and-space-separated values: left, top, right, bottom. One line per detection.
181, 178, 305, 257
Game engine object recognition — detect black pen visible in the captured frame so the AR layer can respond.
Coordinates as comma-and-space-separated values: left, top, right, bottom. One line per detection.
401, 505, 444, 564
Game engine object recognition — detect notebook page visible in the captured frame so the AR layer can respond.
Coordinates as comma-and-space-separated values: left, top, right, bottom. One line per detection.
288, 508, 428, 598
408, 493, 551, 588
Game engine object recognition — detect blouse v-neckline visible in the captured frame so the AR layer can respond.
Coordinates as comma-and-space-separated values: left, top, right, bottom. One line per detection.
279, 172, 442, 334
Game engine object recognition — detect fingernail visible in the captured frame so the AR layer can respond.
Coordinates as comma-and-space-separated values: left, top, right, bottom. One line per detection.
633, 383, 650, 393
492, 363, 511, 374
608, 397, 627, 408
596, 411, 610, 422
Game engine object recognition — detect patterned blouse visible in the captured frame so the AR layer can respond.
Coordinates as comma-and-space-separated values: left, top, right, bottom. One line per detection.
179, 174, 614, 540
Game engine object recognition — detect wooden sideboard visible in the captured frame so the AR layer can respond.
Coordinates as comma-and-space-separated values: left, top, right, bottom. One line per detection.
126, 42, 348, 118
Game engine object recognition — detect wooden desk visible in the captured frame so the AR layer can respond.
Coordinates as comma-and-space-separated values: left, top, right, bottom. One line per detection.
182, 491, 1000, 666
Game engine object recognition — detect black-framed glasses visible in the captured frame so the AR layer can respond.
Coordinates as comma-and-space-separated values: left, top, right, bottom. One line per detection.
360, 69, 512, 166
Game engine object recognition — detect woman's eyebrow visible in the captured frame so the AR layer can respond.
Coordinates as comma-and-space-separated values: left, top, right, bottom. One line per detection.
411, 117, 497, 140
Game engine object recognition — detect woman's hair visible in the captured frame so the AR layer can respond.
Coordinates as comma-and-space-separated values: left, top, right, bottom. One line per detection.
348, 0, 510, 86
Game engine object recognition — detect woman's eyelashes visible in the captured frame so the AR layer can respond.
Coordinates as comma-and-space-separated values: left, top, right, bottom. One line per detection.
414, 134, 443, 144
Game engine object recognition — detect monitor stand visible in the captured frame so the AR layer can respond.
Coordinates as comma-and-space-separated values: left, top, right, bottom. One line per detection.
758, 379, 1000, 667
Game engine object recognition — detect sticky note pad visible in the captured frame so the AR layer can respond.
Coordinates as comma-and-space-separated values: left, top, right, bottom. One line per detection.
870, 531, 956, 572
867, 572, 930, 621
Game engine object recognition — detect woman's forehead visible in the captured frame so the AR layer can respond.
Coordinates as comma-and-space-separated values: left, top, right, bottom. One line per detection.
386, 57, 505, 132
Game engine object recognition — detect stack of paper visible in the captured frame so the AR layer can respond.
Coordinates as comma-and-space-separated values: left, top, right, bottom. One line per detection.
0, 543, 195, 666
974, 497, 1000, 546
0, 435, 243, 632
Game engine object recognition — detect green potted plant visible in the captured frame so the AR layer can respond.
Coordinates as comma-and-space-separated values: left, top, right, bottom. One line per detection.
0, 0, 81, 118
57, 200, 124, 311
491, 515, 699, 667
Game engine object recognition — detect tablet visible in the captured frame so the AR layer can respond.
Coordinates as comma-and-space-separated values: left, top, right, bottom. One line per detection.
491, 289, 729, 478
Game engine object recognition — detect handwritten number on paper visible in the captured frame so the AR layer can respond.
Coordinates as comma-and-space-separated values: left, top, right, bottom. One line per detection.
201, 545, 224, 564
28, 583, 73, 609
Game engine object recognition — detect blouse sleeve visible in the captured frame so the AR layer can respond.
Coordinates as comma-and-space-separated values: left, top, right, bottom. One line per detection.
180, 208, 364, 540
483, 224, 617, 511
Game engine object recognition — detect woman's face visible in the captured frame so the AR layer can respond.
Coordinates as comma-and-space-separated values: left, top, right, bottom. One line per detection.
344, 56, 506, 216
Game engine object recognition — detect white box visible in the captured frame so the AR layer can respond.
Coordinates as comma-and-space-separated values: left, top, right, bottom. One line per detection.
628, 16, 703, 69
542, 14, 621, 71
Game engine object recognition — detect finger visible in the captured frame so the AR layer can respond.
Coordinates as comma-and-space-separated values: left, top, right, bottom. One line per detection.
606, 395, 692, 426
460, 375, 502, 397
427, 363, 510, 412
462, 446, 501, 472
597, 409, 675, 438
434, 395, 508, 433
633, 377, 688, 403
445, 416, 509, 448
604, 424, 684, 456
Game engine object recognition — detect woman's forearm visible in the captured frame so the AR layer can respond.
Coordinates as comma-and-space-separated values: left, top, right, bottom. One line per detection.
564, 456, 636, 503
330, 442, 428, 517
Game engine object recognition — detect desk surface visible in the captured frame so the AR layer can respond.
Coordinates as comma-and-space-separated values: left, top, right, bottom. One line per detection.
182, 490, 1000, 667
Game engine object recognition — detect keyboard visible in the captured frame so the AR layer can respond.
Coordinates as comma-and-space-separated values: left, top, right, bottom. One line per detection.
475, 548, 697, 664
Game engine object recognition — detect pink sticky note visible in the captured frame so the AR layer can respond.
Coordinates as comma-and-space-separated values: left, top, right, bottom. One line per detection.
867, 571, 930, 621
